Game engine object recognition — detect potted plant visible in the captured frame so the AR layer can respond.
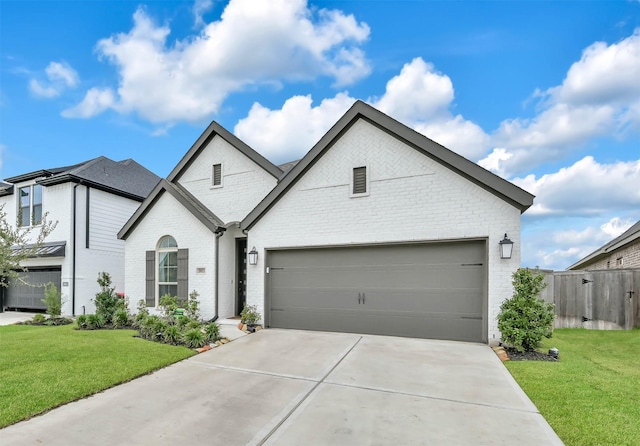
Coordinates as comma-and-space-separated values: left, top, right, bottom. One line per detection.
240, 304, 261, 333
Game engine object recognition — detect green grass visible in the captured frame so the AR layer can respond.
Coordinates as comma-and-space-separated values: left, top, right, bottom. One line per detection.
0, 324, 195, 428
505, 328, 640, 446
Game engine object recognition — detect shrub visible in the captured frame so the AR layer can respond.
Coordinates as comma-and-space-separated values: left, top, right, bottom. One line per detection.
32, 313, 47, 324
203, 322, 220, 343
182, 328, 206, 348
498, 268, 555, 352
85, 314, 106, 330
76, 314, 88, 329
93, 272, 123, 324
112, 309, 131, 329
133, 299, 149, 327
240, 304, 261, 325
139, 315, 167, 341
158, 294, 179, 320
42, 282, 63, 317
162, 325, 181, 345
185, 290, 201, 320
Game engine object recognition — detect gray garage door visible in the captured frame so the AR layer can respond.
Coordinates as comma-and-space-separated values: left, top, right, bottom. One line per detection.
4, 269, 62, 310
267, 241, 486, 342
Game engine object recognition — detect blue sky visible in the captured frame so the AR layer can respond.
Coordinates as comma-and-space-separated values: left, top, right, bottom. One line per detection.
1, 0, 639, 270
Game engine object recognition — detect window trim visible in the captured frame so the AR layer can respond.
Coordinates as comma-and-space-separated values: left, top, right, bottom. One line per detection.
17, 184, 43, 227
211, 163, 223, 188
350, 165, 370, 198
157, 236, 178, 305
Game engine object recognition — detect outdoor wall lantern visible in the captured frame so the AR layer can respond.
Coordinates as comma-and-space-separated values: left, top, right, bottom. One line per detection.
248, 246, 258, 265
499, 233, 514, 259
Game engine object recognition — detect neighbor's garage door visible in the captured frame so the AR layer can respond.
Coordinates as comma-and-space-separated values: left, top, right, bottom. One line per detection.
267, 241, 486, 342
4, 268, 62, 310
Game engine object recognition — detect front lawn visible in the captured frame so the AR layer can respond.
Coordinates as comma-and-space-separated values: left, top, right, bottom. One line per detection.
0, 324, 195, 428
505, 328, 640, 446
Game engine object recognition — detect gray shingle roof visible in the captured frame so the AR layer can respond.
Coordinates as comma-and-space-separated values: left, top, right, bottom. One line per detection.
4, 157, 160, 201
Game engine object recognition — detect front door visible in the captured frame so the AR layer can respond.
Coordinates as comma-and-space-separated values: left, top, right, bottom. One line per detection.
236, 238, 248, 315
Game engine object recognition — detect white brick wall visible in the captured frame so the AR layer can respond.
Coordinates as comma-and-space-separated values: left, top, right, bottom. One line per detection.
123, 192, 218, 318
177, 135, 278, 223
246, 120, 521, 343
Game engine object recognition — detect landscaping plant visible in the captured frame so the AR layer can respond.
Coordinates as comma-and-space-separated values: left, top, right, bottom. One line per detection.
240, 304, 261, 325
93, 272, 125, 324
42, 282, 63, 317
498, 268, 555, 352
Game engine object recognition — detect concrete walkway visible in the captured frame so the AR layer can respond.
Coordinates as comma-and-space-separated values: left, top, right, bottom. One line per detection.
0, 310, 39, 325
0, 329, 563, 445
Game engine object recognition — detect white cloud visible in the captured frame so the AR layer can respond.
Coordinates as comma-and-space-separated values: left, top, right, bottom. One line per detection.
484, 30, 640, 176
512, 156, 640, 216
235, 57, 490, 162
374, 58, 490, 160
374, 58, 453, 122
62, 88, 116, 118
193, 0, 213, 27
64, 0, 370, 123
235, 93, 355, 162
522, 216, 636, 270
29, 61, 79, 98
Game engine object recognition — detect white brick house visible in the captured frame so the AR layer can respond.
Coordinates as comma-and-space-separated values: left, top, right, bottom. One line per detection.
120, 101, 533, 343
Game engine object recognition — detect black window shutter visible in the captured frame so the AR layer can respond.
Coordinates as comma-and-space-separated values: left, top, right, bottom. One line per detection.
145, 250, 155, 307
177, 248, 189, 302
353, 167, 367, 194
213, 164, 222, 186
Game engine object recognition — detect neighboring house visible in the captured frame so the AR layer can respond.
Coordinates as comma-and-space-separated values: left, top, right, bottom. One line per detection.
568, 220, 640, 270
0, 157, 160, 315
119, 101, 534, 344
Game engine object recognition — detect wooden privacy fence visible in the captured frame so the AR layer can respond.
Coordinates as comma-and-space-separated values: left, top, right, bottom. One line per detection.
538, 269, 640, 330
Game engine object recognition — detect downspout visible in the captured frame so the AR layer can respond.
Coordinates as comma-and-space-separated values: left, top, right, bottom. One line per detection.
211, 226, 226, 322
72, 183, 79, 316
71, 180, 84, 316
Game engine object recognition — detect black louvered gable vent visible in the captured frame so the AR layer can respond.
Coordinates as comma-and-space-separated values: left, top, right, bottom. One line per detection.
212, 164, 222, 186
353, 166, 367, 194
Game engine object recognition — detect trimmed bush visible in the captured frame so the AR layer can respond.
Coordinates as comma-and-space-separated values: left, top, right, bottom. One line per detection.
498, 268, 555, 352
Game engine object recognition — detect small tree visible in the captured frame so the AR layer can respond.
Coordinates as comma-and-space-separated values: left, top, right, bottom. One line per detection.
0, 204, 57, 286
42, 282, 63, 317
93, 272, 123, 324
498, 268, 555, 352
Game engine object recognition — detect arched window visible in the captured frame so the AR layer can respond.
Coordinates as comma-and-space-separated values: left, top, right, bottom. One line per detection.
157, 236, 178, 299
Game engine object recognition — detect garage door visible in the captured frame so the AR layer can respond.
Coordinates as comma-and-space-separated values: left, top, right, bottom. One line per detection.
267, 241, 486, 342
4, 268, 62, 310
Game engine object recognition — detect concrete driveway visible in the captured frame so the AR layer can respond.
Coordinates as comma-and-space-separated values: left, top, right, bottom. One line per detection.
1, 329, 562, 445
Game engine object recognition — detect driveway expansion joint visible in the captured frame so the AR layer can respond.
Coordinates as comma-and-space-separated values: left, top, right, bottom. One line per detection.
322, 381, 542, 415
253, 336, 363, 446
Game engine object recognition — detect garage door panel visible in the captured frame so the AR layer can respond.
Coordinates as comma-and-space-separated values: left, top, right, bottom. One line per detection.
268, 241, 486, 342
5, 269, 62, 310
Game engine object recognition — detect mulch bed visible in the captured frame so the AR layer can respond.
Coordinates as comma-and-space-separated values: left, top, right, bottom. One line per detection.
505, 347, 558, 362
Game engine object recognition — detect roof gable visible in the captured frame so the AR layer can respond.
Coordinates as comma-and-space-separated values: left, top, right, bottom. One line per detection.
167, 121, 282, 183
118, 179, 224, 240
241, 100, 534, 231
